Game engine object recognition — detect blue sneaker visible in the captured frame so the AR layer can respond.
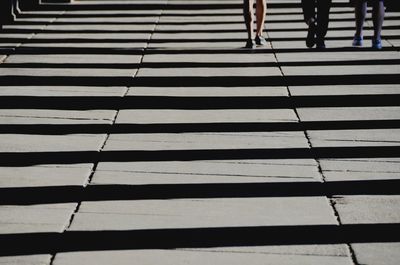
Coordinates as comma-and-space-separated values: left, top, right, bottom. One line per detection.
372, 38, 382, 50
352, 36, 363, 47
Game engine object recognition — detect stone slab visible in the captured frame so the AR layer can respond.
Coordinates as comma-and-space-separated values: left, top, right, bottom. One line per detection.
20, 42, 147, 48
156, 23, 245, 31
137, 66, 281, 77
281, 65, 399, 76
53, 248, 352, 265
44, 24, 156, 31
297, 107, 400, 121
142, 53, 277, 63
323, 170, 400, 181
158, 16, 242, 23
0, 255, 51, 265
115, 109, 299, 124
64, 9, 162, 14
192, 244, 349, 258
31, 33, 151, 40
151, 32, 244, 40
351, 243, 400, 265
0, 165, 92, 188
0, 86, 127, 97
92, 160, 321, 185
306, 129, 400, 147
127, 86, 289, 97
5, 54, 143, 64
269, 40, 309, 49
162, 9, 241, 15
0, 203, 77, 233
289, 85, 400, 96
147, 41, 253, 49
69, 197, 337, 230
322, 159, 400, 181
0, 24, 49, 31
333, 195, 400, 224
54, 17, 159, 23
0, 133, 106, 152
102, 131, 310, 151
0, 109, 116, 124
0, 67, 137, 77
319, 158, 400, 179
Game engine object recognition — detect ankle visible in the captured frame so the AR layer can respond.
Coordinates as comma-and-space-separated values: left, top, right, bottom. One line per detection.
306, 18, 315, 25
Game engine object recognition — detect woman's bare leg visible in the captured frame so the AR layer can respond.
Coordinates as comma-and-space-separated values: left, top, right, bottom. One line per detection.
256, 0, 266, 37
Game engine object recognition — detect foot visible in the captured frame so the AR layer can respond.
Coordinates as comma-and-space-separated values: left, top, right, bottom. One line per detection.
245, 39, 256, 49
372, 38, 382, 50
316, 39, 326, 49
306, 21, 316, 48
255, 35, 267, 46
352, 35, 363, 47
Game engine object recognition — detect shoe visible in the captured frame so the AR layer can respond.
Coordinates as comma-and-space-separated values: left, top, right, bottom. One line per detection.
372, 38, 382, 50
306, 22, 316, 48
255, 35, 267, 46
245, 39, 256, 49
352, 35, 363, 47
316, 39, 326, 49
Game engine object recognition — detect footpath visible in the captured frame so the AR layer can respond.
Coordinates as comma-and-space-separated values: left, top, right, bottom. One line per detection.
0, 0, 400, 264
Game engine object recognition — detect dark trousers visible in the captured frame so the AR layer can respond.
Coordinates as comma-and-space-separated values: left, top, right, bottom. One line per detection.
18, 0, 39, 11
0, 0, 16, 27
301, 0, 332, 40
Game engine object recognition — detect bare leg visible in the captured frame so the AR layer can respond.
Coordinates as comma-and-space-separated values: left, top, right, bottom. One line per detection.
372, 0, 385, 39
243, 0, 254, 40
355, 0, 367, 37
256, 0, 266, 37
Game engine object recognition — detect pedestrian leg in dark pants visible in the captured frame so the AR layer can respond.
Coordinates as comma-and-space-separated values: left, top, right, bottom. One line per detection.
301, 0, 332, 49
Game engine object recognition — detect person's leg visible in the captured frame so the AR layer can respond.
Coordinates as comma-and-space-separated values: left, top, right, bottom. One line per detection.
256, 0, 266, 36
302, 0, 317, 47
354, 0, 367, 38
301, 0, 316, 24
243, 0, 254, 40
243, 0, 256, 48
372, 0, 385, 40
316, 0, 332, 48
255, 0, 267, 45
371, 0, 384, 49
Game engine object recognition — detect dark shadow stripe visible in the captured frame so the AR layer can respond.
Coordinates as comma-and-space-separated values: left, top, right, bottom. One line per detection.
1, 120, 400, 135
0, 146, 399, 166
0, 223, 399, 256
1, 179, 400, 205
2, 59, 400, 69
0, 95, 399, 109
0, 74, 399, 87
133, 75, 400, 87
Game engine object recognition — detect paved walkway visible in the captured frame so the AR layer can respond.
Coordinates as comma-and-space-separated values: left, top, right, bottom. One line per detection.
0, 0, 400, 264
